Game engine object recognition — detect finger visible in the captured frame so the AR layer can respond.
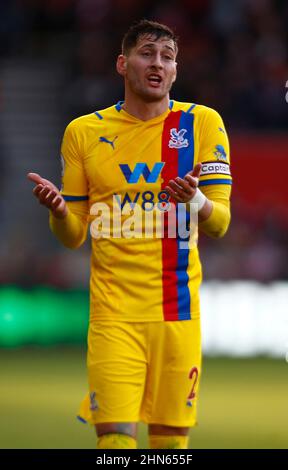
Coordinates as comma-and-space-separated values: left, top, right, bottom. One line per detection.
172, 194, 183, 202
39, 184, 54, 196
186, 163, 202, 179
27, 172, 59, 193
184, 174, 199, 188
38, 186, 51, 204
167, 181, 192, 202
175, 177, 194, 193
168, 180, 184, 192
192, 163, 202, 178
33, 184, 44, 197
41, 178, 58, 189
33, 184, 54, 200
165, 186, 182, 202
27, 172, 45, 185
165, 185, 178, 198
45, 190, 58, 206
168, 180, 193, 199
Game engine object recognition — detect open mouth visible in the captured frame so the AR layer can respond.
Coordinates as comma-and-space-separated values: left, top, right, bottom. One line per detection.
147, 74, 163, 86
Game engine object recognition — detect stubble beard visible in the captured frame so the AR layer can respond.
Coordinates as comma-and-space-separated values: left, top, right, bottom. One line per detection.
132, 79, 173, 103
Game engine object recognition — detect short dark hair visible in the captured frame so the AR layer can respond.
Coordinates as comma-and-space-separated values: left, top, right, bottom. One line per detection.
122, 19, 178, 55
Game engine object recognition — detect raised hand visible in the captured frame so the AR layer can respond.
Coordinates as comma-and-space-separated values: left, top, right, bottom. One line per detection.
165, 163, 202, 203
27, 172, 68, 219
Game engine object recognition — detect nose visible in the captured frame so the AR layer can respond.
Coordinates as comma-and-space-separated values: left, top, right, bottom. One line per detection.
151, 52, 163, 69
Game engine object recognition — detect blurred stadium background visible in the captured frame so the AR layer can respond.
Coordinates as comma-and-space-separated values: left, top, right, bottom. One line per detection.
0, 0, 288, 449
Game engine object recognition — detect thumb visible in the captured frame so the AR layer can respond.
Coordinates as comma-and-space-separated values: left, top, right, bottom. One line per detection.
191, 163, 202, 178
27, 172, 45, 185
184, 163, 202, 182
27, 172, 59, 192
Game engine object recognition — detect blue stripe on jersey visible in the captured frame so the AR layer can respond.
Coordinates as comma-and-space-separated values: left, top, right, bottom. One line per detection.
63, 195, 89, 201
94, 111, 103, 120
178, 111, 195, 176
77, 416, 87, 424
175, 111, 195, 320
199, 179, 232, 186
115, 101, 124, 112
176, 226, 191, 320
187, 104, 196, 113
169, 100, 174, 110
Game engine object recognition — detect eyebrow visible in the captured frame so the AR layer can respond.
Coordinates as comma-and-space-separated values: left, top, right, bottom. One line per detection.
138, 43, 176, 54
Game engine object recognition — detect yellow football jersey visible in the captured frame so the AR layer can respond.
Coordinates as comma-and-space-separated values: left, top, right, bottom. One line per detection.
60, 100, 232, 322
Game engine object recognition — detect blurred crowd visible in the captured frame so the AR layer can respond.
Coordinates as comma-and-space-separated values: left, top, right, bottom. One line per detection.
0, 0, 288, 287
1, 0, 287, 128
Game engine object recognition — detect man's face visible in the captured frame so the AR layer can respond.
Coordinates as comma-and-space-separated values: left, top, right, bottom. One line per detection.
119, 34, 177, 102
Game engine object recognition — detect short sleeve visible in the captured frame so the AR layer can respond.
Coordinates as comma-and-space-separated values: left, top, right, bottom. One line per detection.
197, 108, 232, 189
60, 121, 89, 201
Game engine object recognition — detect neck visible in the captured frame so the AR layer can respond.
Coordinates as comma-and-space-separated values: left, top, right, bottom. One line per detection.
122, 92, 170, 121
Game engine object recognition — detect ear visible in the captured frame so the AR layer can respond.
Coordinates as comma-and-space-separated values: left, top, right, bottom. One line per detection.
116, 54, 127, 77
172, 62, 177, 83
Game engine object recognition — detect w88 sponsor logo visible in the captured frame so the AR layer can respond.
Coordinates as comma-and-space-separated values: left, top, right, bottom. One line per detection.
115, 190, 171, 211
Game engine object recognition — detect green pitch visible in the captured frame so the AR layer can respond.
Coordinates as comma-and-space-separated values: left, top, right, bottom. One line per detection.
0, 348, 287, 449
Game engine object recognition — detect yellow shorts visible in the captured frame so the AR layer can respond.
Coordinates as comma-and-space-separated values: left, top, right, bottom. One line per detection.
78, 319, 201, 427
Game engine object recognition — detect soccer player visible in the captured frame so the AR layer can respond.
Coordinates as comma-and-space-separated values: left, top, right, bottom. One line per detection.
27, 20, 232, 449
